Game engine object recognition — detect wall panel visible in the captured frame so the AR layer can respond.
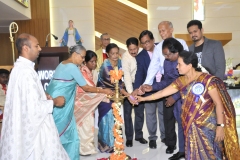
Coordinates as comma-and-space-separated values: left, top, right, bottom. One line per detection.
0, 33, 14, 65
129, 0, 147, 8
50, 0, 95, 51
15, 0, 50, 47
148, 0, 240, 66
94, 0, 147, 51
0, 0, 50, 65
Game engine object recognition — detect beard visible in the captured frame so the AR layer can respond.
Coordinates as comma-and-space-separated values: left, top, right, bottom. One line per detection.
192, 36, 200, 42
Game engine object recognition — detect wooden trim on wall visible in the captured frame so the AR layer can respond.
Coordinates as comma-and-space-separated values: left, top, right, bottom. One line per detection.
0, 0, 50, 65
175, 33, 232, 46
94, 0, 147, 51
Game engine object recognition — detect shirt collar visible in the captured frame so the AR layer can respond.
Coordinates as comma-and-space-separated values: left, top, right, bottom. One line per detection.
17, 56, 35, 68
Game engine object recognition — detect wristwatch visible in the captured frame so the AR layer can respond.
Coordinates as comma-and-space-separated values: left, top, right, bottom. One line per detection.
217, 124, 225, 127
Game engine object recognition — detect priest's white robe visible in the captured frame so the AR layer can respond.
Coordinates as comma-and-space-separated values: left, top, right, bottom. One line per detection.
0, 57, 70, 160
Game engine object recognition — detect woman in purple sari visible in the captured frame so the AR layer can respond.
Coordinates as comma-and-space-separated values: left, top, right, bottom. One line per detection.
137, 50, 240, 160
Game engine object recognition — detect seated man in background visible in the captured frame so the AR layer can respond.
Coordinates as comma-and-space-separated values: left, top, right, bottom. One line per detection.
0, 69, 10, 135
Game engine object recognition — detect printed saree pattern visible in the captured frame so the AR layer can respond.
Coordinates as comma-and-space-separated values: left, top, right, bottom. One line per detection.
74, 65, 107, 155
172, 73, 240, 160
97, 59, 122, 153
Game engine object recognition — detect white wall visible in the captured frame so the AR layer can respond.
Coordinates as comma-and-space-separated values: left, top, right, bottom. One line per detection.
148, 0, 240, 66
50, 0, 95, 51
0, 0, 31, 19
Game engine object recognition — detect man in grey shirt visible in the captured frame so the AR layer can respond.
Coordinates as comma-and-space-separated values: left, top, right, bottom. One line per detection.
187, 20, 226, 80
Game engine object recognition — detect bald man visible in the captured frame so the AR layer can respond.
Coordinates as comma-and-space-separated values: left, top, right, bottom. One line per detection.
0, 33, 69, 160
143, 21, 188, 158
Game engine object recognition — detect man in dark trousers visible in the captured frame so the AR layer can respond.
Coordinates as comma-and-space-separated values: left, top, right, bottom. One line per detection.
142, 38, 185, 160
122, 37, 147, 147
132, 30, 165, 149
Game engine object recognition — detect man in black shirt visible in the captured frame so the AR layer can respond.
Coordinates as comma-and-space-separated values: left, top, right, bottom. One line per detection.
187, 20, 226, 80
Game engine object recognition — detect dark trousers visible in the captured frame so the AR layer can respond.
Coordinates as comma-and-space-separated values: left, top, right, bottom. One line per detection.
173, 99, 185, 152
163, 98, 177, 146
123, 98, 144, 140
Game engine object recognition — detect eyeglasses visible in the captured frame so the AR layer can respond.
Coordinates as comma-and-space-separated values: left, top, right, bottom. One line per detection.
76, 52, 85, 59
140, 39, 151, 45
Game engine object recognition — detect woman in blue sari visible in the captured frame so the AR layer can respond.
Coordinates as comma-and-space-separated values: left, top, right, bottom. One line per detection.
46, 44, 113, 160
97, 43, 129, 153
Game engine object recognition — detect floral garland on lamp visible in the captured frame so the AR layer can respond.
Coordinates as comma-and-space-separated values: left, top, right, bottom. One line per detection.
110, 67, 127, 160
110, 102, 127, 160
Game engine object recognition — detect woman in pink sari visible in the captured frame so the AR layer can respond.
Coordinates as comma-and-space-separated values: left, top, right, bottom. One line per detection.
74, 50, 109, 156
137, 51, 240, 160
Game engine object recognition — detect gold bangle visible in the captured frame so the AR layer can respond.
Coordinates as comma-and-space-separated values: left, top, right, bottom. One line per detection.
151, 94, 155, 100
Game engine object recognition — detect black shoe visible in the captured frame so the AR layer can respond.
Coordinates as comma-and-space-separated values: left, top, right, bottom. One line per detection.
166, 145, 176, 154
135, 138, 148, 144
161, 138, 166, 144
168, 152, 185, 160
126, 140, 133, 147
149, 140, 157, 149
80, 154, 91, 156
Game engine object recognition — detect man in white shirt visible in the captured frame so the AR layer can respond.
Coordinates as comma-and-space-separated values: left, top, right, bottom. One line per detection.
0, 33, 69, 160
143, 21, 188, 155
122, 37, 147, 147
144, 21, 189, 85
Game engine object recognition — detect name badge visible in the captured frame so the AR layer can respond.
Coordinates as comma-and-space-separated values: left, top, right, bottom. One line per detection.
192, 83, 206, 103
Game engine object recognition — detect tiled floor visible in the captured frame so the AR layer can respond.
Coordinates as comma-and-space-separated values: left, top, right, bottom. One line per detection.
81, 121, 240, 160
81, 122, 180, 160
81, 89, 240, 160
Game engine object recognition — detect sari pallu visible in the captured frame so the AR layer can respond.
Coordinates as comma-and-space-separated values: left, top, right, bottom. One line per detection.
74, 65, 107, 155
97, 59, 122, 153
46, 78, 79, 160
172, 73, 240, 160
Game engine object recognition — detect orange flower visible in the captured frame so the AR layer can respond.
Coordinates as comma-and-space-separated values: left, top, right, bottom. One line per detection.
109, 70, 123, 83
110, 152, 127, 160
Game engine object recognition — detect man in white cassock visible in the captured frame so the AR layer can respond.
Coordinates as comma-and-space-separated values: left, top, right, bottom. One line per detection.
0, 33, 70, 160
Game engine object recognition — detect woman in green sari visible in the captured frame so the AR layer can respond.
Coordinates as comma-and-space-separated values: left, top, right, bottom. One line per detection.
46, 44, 113, 160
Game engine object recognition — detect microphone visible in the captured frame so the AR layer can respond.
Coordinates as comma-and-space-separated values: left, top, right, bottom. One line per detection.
45, 33, 58, 47
52, 34, 58, 40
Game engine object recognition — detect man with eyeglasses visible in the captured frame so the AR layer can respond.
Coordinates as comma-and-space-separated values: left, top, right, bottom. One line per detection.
141, 21, 188, 156
95, 33, 111, 71
131, 30, 165, 149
